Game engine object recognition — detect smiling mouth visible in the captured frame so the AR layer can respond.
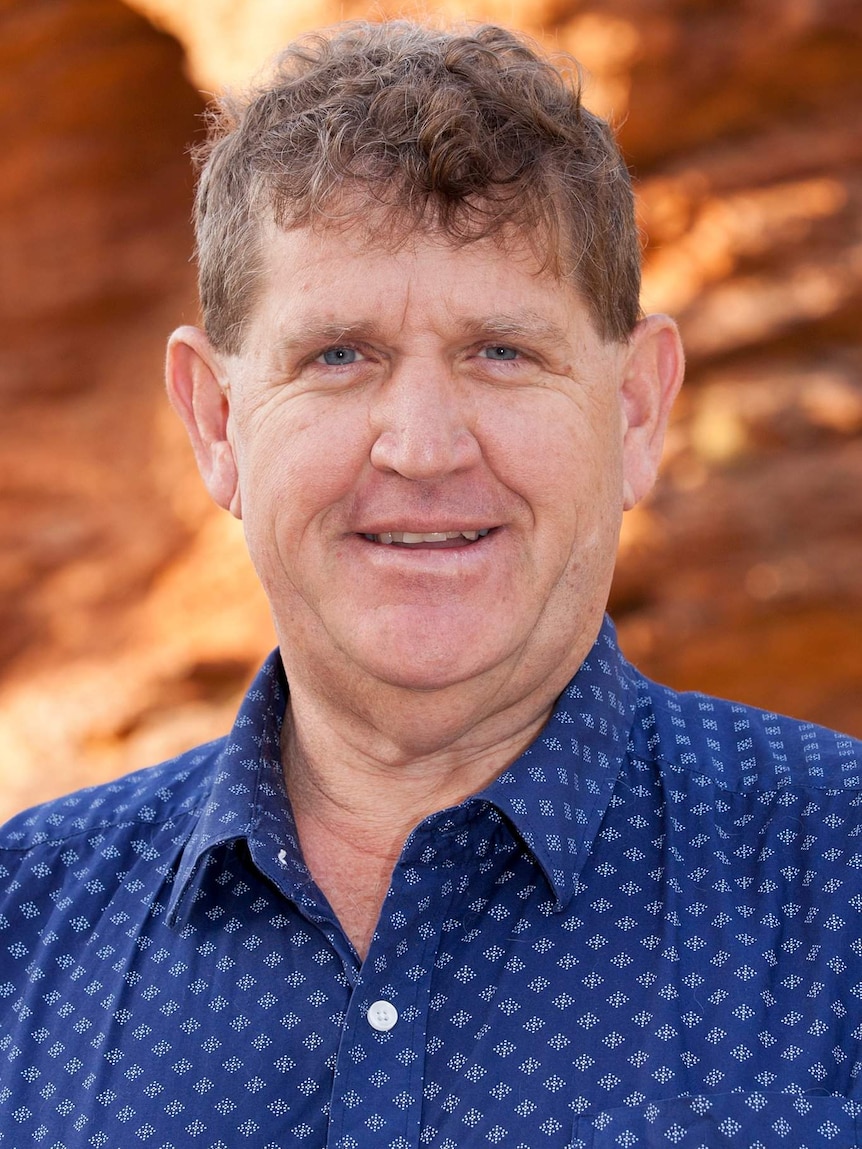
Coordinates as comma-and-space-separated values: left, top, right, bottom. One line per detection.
363, 529, 492, 546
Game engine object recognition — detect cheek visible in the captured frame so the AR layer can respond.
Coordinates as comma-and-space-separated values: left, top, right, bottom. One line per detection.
238, 405, 366, 546
484, 395, 623, 510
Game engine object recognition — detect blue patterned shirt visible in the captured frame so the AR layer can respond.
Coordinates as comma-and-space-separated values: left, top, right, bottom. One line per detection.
2, 617, 861, 1149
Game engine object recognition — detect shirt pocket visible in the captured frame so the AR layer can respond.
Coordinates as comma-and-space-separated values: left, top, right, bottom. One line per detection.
573, 1092, 860, 1148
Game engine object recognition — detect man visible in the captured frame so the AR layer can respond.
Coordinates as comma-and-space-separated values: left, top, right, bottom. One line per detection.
2, 21, 860, 1149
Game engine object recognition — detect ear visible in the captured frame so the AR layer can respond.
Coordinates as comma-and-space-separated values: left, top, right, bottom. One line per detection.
619, 314, 685, 511
166, 325, 242, 518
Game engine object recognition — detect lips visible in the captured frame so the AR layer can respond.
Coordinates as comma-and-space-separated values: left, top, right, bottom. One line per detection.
363, 529, 492, 545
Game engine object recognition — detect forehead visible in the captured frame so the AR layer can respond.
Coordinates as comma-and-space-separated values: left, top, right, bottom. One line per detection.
246, 214, 594, 343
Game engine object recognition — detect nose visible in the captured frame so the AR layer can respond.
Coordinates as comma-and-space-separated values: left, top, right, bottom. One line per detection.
369, 360, 481, 480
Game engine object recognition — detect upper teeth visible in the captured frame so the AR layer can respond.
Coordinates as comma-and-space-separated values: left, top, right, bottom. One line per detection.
368, 530, 490, 544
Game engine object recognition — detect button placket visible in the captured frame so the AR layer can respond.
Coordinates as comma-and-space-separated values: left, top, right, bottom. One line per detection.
326, 823, 461, 1149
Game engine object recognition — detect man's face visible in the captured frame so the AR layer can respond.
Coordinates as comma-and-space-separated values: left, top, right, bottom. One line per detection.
171, 219, 678, 709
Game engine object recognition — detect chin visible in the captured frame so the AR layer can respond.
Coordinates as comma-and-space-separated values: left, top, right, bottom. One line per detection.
362, 649, 503, 693
343, 625, 517, 694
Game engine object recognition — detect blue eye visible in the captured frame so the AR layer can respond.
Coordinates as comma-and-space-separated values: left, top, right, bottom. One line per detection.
319, 346, 359, 365
483, 346, 518, 361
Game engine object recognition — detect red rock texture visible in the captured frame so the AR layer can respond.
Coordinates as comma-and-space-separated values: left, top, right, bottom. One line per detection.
606, 0, 862, 731
0, 0, 860, 819
0, 0, 264, 816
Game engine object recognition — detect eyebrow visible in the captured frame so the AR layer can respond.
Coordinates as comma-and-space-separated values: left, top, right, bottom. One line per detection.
458, 312, 571, 346
271, 321, 365, 359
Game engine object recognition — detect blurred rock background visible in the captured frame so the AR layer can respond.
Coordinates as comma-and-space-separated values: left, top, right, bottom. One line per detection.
0, 0, 860, 820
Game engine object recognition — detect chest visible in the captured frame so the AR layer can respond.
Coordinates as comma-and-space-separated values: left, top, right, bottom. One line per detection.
5, 786, 861, 1149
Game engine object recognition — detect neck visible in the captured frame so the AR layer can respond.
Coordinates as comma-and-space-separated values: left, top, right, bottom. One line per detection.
282, 651, 568, 817
279, 671, 561, 959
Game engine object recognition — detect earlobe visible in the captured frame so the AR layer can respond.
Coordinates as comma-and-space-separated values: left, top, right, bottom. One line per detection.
165, 326, 242, 517
620, 314, 685, 510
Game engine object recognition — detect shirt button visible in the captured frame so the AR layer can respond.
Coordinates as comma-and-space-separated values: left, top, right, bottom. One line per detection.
367, 1000, 398, 1032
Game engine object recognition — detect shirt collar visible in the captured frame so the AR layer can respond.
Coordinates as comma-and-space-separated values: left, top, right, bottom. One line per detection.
476, 614, 639, 909
166, 650, 292, 925
167, 615, 639, 924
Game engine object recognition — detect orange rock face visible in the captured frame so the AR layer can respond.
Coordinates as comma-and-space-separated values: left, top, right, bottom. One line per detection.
1, 0, 860, 819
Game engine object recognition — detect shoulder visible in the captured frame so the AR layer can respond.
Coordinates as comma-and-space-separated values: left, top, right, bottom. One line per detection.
0, 739, 230, 1018
628, 671, 862, 795
0, 737, 226, 856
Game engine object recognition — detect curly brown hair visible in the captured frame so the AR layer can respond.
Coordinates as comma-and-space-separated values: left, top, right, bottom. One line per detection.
193, 20, 641, 353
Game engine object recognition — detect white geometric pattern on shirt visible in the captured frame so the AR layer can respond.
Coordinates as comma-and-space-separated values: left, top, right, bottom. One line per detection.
1, 618, 860, 1148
